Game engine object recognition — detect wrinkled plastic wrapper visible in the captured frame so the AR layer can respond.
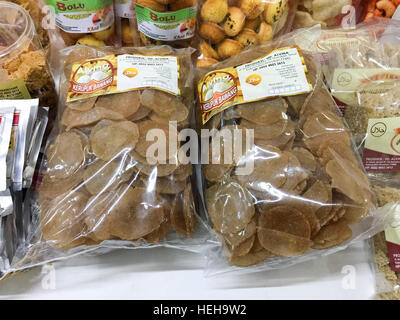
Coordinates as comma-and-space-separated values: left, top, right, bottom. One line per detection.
8, 0, 51, 50
316, 19, 400, 188
197, 0, 298, 66
2, 45, 211, 277
0, 99, 39, 191
23, 107, 49, 189
294, 0, 366, 29
194, 27, 395, 276
314, 18, 400, 299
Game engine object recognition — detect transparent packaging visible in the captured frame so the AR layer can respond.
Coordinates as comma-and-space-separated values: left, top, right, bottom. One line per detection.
4, 45, 210, 276
0, 2, 57, 110
44, 0, 118, 47
194, 27, 395, 275
294, 0, 366, 29
8, 0, 50, 50
197, 0, 298, 66
315, 18, 400, 299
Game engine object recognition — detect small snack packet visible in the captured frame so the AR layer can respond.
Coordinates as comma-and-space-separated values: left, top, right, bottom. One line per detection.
0, 107, 15, 192
0, 99, 39, 191
23, 107, 49, 189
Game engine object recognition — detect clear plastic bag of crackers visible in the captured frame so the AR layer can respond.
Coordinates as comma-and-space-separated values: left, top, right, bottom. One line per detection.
194, 26, 396, 275
5, 45, 210, 276
312, 18, 400, 299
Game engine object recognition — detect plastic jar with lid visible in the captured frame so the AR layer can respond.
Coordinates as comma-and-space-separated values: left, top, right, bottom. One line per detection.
0, 2, 56, 109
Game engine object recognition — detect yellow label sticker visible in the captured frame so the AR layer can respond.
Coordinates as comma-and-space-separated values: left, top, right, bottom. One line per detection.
198, 46, 312, 124
0, 79, 31, 100
67, 54, 180, 102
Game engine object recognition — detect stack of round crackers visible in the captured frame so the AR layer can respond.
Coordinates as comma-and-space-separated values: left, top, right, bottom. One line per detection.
37, 47, 196, 250
201, 55, 375, 267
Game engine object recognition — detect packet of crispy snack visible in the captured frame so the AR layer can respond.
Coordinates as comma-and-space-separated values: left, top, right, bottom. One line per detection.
23, 107, 48, 189
0, 107, 14, 192
0, 99, 39, 191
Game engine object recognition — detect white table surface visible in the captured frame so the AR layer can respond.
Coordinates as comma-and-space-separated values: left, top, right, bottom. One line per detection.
0, 241, 377, 300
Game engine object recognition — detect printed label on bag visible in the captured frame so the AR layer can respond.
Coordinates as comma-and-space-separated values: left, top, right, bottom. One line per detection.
385, 209, 400, 271
134, 4, 197, 41
315, 32, 361, 53
198, 46, 312, 124
363, 117, 400, 172
67, 54, 180, 102
115, 0, 135, 19
331, 68, 400, 106
0, 79, 31, 100
46, 0, 114, 33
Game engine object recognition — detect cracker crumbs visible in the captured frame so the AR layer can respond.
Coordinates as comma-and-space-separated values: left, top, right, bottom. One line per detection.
372, 189, 400, 300
372, 185, 400, 207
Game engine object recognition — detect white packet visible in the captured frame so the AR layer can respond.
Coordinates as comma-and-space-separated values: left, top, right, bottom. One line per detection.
0, 107, 15, 192
23, 107, 48, 189
0, 99, 39, 191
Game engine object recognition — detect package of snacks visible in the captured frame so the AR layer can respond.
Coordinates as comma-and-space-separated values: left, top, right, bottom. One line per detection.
195, 27, 395, 274
0, 2, 57, 110
314, 18, 400, 298
131, 0, 198, 48
294, 0, 366, 29
3, 44, 209, 275
197, 0, 298, 66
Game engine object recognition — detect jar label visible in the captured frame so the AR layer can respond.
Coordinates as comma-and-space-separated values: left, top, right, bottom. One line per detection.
46, 0, 114, 33
134, 4, 197, 41
67, 54, 180, 102
115, 0, 135, 19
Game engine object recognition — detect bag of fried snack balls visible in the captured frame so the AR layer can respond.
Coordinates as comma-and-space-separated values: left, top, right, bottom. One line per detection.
8, 45, 208, 272
43, 0, 118, 47
193, 28, 392, 273
197, 0, 298, 66
132, 0, 198, 48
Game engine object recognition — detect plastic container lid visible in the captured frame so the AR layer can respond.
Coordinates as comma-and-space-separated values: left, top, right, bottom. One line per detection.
0, 1, 35, 65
